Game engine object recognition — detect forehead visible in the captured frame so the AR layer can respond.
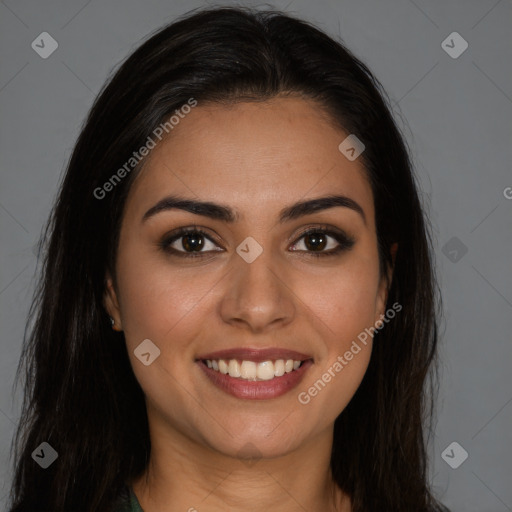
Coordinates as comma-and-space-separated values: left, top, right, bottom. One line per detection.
125, 96, 374, 226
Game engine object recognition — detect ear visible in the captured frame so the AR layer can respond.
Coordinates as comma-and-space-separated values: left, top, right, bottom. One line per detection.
375, 242, 398, 321
103, 273, 122, 330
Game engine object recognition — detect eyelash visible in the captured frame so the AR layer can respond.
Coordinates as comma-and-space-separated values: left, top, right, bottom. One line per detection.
159, 225, 355, 259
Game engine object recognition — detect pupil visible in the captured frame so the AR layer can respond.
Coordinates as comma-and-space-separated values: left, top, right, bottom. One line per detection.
183, 233, 204, 252
305, 232, 326, 251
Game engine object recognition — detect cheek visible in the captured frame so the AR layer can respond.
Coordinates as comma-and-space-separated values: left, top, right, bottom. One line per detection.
299, 253, 382, 346
114, 252, 215, 417
292, 249, 380, 414
114, 240, 225, 365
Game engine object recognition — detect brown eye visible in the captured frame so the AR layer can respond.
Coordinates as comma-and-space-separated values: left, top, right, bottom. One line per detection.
180, 232, 205, 252
303, 232, 328, 251
160, 227, 222, 257
290, 227, 355, 257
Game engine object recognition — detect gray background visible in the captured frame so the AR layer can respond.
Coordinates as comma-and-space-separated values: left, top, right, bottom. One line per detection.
1, 0, 511, 510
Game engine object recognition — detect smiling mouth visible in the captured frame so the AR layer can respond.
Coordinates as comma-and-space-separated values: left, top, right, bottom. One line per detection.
195, 347, 314, 399
200, 358, 309, 381
197, 357, 314, 400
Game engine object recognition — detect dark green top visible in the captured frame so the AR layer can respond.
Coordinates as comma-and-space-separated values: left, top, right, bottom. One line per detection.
112, 485, 144, 512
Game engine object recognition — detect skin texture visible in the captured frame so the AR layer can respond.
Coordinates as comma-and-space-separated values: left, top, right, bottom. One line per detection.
104, 96, 392, 511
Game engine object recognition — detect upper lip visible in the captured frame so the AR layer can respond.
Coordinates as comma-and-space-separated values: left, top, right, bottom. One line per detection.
196, 347, 313, 363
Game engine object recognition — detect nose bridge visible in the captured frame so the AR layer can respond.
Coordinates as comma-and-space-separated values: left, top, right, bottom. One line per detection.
219, 241, 295, 331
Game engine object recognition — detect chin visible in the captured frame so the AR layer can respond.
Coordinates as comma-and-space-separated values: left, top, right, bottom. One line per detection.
203, 420, 307, 461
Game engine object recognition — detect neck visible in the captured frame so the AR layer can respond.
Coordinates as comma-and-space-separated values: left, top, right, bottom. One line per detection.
131, 408, 351, 511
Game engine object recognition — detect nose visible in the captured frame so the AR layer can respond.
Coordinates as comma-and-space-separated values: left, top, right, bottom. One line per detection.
219, 248, 295, 333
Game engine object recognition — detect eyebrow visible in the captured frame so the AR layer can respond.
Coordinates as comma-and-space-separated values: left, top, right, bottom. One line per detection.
142, 194, 366, 225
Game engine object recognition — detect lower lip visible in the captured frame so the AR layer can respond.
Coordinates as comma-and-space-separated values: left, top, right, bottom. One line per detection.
197, 359, 313, 400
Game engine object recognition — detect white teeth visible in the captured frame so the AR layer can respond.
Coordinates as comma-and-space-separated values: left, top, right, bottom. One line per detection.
257, 361, 275, 380
274, 359, 285, 377
218, 359, 229, 374
204, 358, 304, 381
228, 359, 241, 378
240, 360, 257, 379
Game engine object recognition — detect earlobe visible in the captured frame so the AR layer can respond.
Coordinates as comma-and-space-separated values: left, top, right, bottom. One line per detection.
376, 243, 398, 320
386, 242, 398, 292
376, 277, 389, 321
103, 274, 122, 329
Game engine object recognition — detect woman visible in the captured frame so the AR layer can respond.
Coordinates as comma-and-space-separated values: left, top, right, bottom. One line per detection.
8, 6, 448, 511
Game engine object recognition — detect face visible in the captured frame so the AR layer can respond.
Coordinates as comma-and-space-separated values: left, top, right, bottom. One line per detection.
105, 96, 391, 459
